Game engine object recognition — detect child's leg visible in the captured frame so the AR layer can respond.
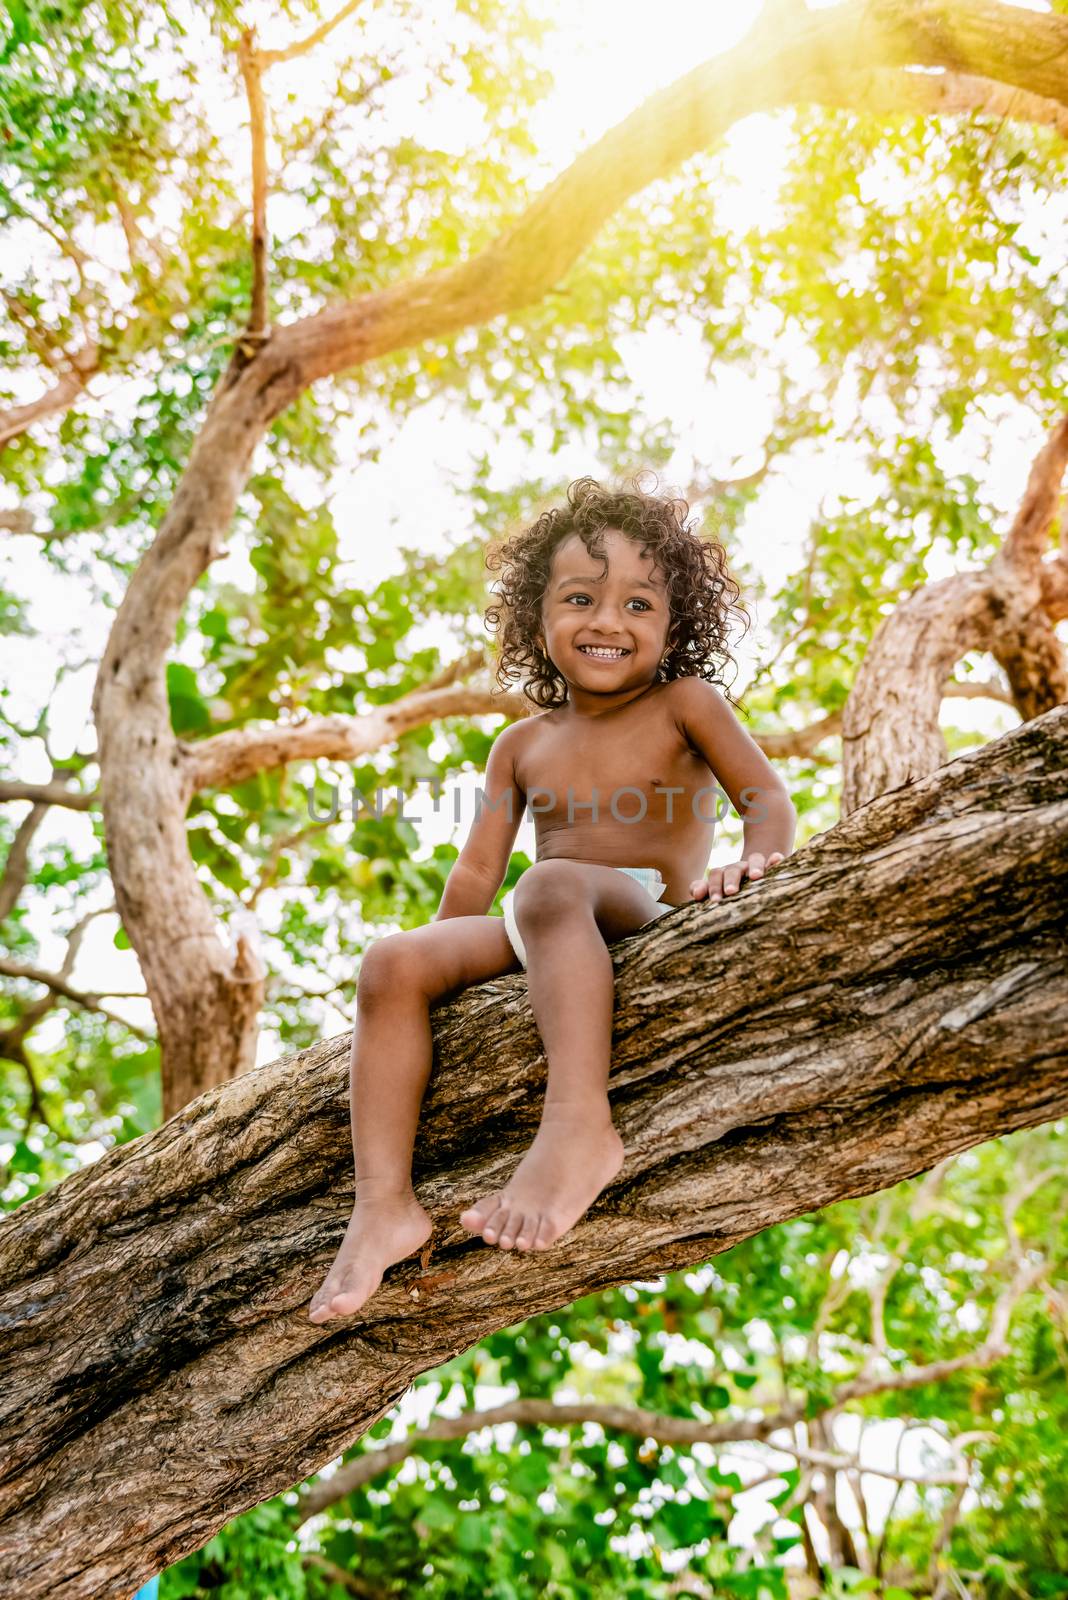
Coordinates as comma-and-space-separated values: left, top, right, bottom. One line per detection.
309, 915, 520, 1322
459, 861, 665, 1254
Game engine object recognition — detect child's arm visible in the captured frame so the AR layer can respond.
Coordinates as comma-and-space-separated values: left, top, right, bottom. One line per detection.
433, 722, 526, 921
671, 677, 797, 901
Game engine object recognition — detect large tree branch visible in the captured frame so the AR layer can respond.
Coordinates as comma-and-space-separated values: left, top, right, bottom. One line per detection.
181, 680, 531, 797
986, 413, 1068, 718
273, 0, 1068, 390
93, 0, 1068, 723
841, 413, 1068, 812
806, 61, 1068, 139
0, 346, 97, 453
1, 705, 1065, 1597
0, 779, 97, 810
182, 671, 1021, 796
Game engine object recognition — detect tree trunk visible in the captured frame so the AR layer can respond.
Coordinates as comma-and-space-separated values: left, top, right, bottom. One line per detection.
1, 705, 1065, 1598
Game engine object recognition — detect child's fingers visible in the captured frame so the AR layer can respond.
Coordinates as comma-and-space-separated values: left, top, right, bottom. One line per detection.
694, 853, 786, 904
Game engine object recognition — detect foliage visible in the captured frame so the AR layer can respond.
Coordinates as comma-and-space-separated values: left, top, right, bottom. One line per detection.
162, 1124, 1068, 1598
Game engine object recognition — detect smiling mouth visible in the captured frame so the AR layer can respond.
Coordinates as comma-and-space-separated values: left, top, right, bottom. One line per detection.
578, 645, 630, 660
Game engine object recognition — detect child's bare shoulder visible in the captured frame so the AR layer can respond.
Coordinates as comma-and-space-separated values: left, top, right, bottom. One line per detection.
493, 708, 552, 749
664, 676, 744, 757
488, 709, 549, 782
665, 674, 730, 722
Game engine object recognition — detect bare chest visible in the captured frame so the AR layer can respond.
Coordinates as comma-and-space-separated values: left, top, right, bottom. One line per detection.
515, 695, 713, 826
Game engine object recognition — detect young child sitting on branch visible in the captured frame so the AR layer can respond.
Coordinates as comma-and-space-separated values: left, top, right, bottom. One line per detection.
309, 474, 796, 1322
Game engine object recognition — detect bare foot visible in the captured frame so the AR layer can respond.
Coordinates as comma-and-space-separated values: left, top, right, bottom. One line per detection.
459, 1107, 625, 1253
308, 1189, 432, 1322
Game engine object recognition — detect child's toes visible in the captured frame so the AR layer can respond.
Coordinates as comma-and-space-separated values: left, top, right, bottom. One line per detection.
459, 1193, 501, 1235
481, 1201, 510, 1243
532, 1215, 556, 1250
514, 1217, 536, 1250
497, 1210, 529, 1250
309, 1279, 340, 1320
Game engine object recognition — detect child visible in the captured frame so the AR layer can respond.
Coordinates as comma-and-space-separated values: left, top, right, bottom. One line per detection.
309, 476, 796, 1323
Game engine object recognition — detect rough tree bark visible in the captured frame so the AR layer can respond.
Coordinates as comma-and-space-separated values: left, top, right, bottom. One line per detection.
81, 0, 1068, 1116
1, 703, 1065, 1598
842, 414, 1068, 811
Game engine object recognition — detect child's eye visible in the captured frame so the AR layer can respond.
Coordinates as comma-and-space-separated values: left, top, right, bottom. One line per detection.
564, 594, 651, 610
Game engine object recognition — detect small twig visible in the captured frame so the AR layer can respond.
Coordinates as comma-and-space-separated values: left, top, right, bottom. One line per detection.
301, 1550, 389, 1599
245, 818, 333, 909
0, 956, 152, 1037
1002, 1164, 1064, 1264
0, 799, 48, 922
0, 1038, 59, 1137
257, 0, 363, 68
237, 29, 270, 342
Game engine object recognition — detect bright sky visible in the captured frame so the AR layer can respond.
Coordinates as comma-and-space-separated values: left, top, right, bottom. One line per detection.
2, 0, 1055, 1558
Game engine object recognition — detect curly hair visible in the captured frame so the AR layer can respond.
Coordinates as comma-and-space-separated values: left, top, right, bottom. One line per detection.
484, 473, 751, 712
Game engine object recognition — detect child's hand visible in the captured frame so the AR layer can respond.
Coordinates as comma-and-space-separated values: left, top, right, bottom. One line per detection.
689, 852, 785, 903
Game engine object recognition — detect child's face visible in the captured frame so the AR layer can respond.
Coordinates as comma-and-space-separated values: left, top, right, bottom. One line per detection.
537, 529, 672, 694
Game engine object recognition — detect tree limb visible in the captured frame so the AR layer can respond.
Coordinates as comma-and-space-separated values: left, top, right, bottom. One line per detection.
171, 657, 1024, 808
841, 412, 1068, 812
0, 779, 98, 810
0, 801, 48, 922
0, 510, 36, 535
0, 1036, 58, 1137
272, 0, 1068, 390
301, 1551, 388, 1600
182, 680, 530, 798
237, 29, 270, 346
0, 346, 98, 453
986, 413, 1068, 720
255, 0, 364, 69
0, 956, 152, 1036
805, 63, 1068, 141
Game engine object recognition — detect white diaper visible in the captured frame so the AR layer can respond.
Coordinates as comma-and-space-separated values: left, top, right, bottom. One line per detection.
501, 865, 673, 971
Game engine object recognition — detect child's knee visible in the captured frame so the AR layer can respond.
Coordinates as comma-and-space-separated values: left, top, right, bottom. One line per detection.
356, 931, 421, 1001
513, 860, 587, 930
